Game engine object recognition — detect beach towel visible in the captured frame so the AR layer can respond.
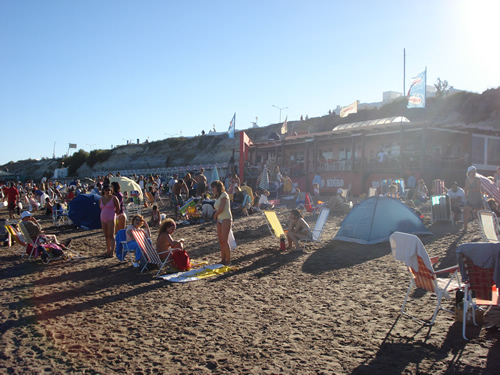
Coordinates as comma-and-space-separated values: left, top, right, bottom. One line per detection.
158, 264, 232, 283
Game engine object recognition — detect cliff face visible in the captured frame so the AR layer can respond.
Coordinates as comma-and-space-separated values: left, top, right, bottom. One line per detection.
87, 135, 235, 174
1, 134, 240, 180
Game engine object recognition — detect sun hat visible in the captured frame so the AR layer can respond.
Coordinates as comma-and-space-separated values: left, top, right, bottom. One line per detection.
20, 211, 32, 219
466, 166, 476, 176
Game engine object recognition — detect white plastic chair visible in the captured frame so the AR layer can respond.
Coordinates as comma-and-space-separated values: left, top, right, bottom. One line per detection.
299, 208, 330, 250
477, 210, 500, 243
390, 232, 461, 326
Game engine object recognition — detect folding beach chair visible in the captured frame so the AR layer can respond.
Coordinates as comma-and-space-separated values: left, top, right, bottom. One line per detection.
125, 202, 141, 217
19, 222, 56, 260
390, 231, 461, 325
385, 192, 401, 200
296, 192, 315, 213
432, 179, 446, 195
263, 210, 285, 238
430, 194, 452, 223
154, 189, 166, 207
115, 229, 138, 266
298, 208, 330, 250
131, 229, 174, 277
240, 185, 254, 206
5, 224, 27, 255
461, 255, 497, 340
52, 204, 70, 227
477, 210, 500, 243
368, 187, 377, 198
145, 192, 155, 206
340, 188, 349, 201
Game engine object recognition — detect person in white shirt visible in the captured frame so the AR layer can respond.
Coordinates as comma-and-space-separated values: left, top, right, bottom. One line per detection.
447, 181, 465, 222
258, 190, 274, 210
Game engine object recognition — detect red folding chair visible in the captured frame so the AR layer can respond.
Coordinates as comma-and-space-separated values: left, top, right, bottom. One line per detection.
461, 256, 498, 340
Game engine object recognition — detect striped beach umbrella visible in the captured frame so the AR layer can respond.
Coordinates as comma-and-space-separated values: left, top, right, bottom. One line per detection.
211, 166, 220, 183
258, 167, 270, 191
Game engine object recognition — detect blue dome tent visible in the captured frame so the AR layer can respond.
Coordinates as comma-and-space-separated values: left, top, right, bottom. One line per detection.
334, 196, 432, 245
68, 193, 102, 230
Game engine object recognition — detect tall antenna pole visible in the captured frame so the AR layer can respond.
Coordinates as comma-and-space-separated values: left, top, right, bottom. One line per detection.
403, 48, 406, 96
53, 141, 56, 159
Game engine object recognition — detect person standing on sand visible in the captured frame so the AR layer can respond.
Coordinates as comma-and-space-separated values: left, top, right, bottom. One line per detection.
195, 168, 208, 196
5, 182, 20, 220
99, 184, 120, 257
111, 181, 127, 234
211, 180, 232, 266
463, 166, 483, 232
286, 209, 311, 251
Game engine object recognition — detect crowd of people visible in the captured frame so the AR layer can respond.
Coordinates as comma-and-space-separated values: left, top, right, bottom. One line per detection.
2, 162, 500, 269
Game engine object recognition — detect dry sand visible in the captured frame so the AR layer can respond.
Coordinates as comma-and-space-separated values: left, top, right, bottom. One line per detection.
1, 202, 500, 374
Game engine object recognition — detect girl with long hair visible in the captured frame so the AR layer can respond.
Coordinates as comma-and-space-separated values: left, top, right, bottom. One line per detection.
111, 181, 127, 234
211, 180, 232, 265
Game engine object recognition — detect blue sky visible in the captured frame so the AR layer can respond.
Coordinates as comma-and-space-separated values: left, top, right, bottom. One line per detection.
1, 0, 499, 165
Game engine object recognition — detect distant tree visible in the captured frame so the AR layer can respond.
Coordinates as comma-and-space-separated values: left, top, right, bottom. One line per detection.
66, 149, 89, 176
434, 78, 450, 97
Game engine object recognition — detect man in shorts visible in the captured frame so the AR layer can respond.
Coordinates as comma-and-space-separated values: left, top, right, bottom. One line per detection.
5, 182, 20, 220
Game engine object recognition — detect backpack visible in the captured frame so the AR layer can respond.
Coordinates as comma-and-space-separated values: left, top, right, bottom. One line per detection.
172, 249, 191, 271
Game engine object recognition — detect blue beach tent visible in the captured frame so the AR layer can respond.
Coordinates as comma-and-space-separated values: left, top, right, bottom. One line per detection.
68, 193, 102, 230
334, 196, 432, 245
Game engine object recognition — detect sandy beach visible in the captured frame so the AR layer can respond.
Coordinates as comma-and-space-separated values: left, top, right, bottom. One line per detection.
1, 202, 500, 374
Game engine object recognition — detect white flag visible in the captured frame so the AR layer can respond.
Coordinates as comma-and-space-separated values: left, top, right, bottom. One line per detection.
340, 100, 358, 118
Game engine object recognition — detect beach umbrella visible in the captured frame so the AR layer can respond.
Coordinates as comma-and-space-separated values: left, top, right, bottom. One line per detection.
259, 167, 270, 191
211, 167, 220, 183
68, 193, 101, 230
110, 176, 143, 201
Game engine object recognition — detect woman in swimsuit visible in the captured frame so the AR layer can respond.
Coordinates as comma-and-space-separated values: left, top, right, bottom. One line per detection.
99, 184, 120, 257
211, 180, 232, 266
286, 209, 311, 251
111, 181, 127, 234
157, 218, 185, 261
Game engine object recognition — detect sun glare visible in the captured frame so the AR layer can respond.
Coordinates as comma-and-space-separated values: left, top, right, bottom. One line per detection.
461, 0, 500, 53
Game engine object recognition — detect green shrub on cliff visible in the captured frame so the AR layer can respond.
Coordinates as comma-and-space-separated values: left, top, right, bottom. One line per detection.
87, 149, 112, 167
65, 149, 89, 176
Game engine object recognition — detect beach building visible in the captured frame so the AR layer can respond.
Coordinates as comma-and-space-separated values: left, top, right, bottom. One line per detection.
239, 117, 500, 196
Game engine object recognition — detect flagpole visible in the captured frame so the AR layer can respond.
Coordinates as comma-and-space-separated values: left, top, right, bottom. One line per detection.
403, 48, 406, 96
424, 66, 427, 98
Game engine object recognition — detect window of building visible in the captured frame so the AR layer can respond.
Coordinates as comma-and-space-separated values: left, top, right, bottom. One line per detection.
339, 147, 351, 160
472, 134, 500, 169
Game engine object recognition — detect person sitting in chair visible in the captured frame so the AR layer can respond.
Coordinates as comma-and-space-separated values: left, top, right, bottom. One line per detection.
259, 190, 274, 210
125, 214, 151, 260
487, 198, 500, 217
412, 179, 428, 202
19, 211, 72, 255
286, 209, 311, 251
447, 181, 465, 223
20, 211, 59, 243
385, 184, 401, 200
156, 218, 185, 261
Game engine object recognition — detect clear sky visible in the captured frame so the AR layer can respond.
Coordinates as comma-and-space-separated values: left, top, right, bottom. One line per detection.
1, 0, 499, 165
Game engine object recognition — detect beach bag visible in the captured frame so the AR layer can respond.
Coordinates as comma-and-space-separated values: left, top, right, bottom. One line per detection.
172, 249, 191, 271
37, 243, 65, 262
228, 229, 237, 251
